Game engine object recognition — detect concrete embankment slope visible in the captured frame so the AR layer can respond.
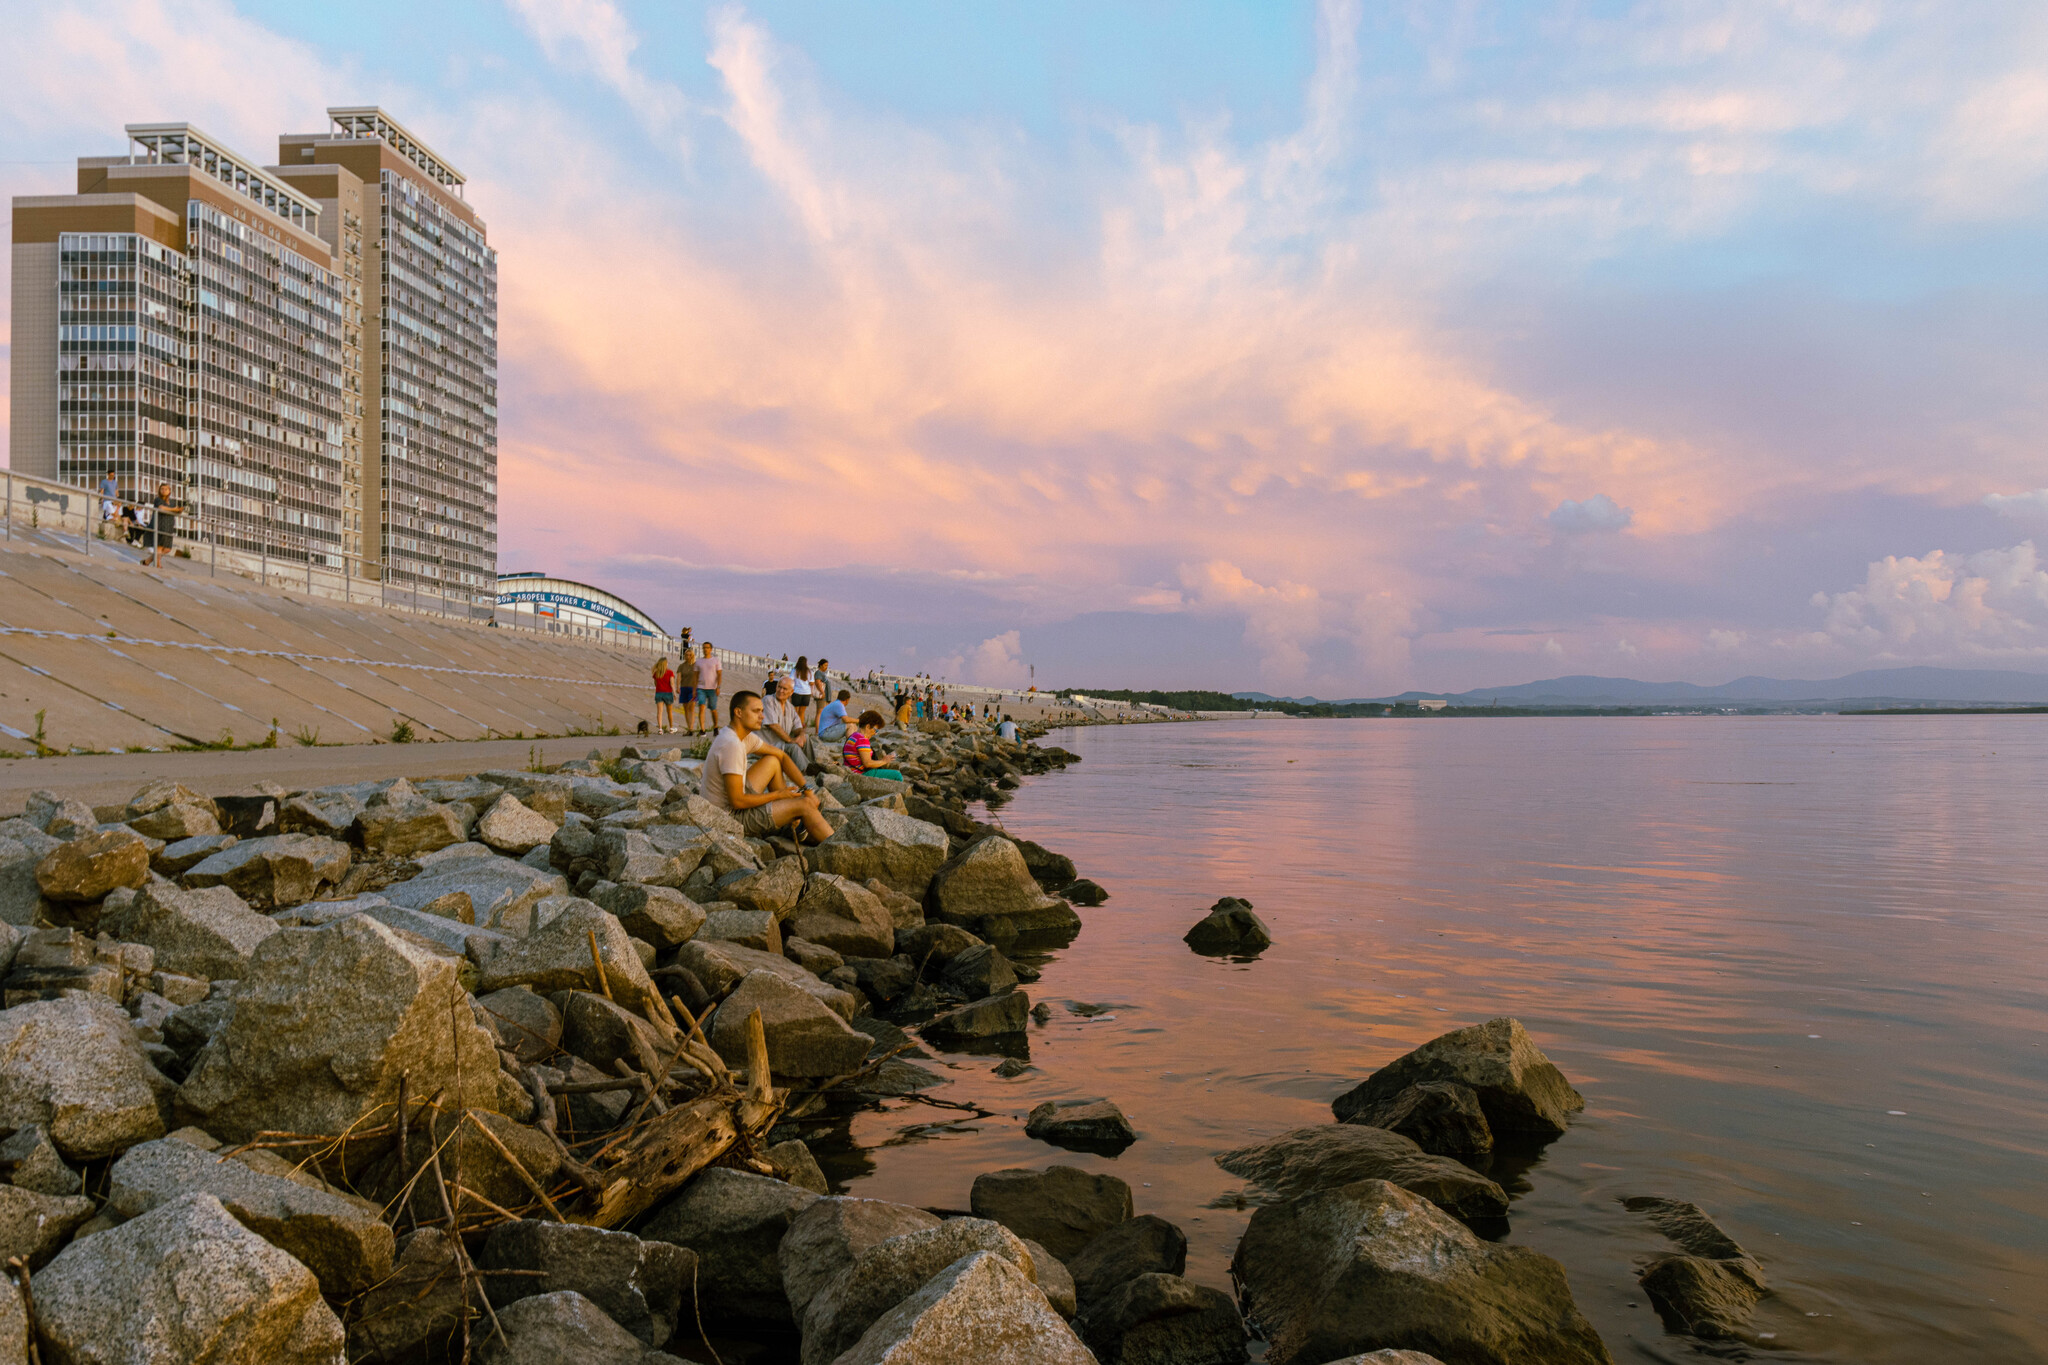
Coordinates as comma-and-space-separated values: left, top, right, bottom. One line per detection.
0, 533, 680, 755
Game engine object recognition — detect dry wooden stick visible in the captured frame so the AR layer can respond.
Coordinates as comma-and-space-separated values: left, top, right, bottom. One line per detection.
522, 1069, 606, 1199
452, 1181, 529, 1226
462, 1109, 567, 1223
396, 1072, 413, 1234
427, 1133, 503, 1360
587, 929, 614, 1000
8, 1258, 40, 1365
745, 1008, 774, 1103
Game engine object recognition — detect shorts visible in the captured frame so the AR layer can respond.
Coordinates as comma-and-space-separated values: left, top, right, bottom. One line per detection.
655, 691, 675, 705
698, 688, 720, 713
792, 694, 810, 711
739, 803, 785, 837
677, 686, 696, 703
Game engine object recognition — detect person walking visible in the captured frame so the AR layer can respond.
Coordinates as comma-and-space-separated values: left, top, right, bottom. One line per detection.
147, 482, 185, 569
652, 657, 677, 734
691, 642, 722, 734
98, 469, 118, 525
791, 657, 814, 726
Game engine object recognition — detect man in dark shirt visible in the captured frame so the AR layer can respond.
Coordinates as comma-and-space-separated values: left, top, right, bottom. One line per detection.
148, 482, 185, 569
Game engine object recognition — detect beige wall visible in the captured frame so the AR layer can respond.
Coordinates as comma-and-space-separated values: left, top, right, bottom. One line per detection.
9, 242, 58, 478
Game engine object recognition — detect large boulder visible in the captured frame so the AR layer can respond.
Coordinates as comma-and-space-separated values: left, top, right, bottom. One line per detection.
474, 1289, 682, 1365
1330, 1017, 1585, 1142
938, 942, 1016, 999
34, 1191, 346, 1364
349, 1227, 468, 1363
100, 880, 279, 980
0, 993, 166, 1159
1342, 1081, 1493, 1157
178, 915, 502, 1146
700, 906, 782, 954
33, 826, 152, 902
717, 857, 806, 916
708, 971, 871, 1078
590, 882, 706, 949
970, 1165, 1132, 1261
475, 793, 559, 855
109, 1134, 394, 1294
640, 1168, 821, 1328
382, 856, 566, 935
0, 1183, 96, 1268
673, 939, 859, 1020
598, 826, 711, 888
180, 834, 350, 909
780, 1197, 942, 1321
1232, 1179, 1612, 1365
0, 824, 63, 926
477, 986, 563, 1063
786, 873, 896, 959
480, 1219, 695, 1348
1182, 897, 1271, 956
1067, 1215, 1185, 1307
472, 899, 667, 1024
1215, 1124, 1507, 1222
926, 836, 1079, 939
811, 808, 951, 900
1076, 1272, 1248, 1365
798, 1217, 1040, 1365
357, 780, 469, 858
832, 1249, 1095, 1365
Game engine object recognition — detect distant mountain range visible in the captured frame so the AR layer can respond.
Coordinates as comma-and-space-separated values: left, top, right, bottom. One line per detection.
1235, 666, 2048, 707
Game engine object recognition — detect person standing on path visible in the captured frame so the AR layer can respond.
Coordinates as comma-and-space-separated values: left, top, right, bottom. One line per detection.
148, 482, 185, 569
98, 469, 118, 525
791, 657, 813, 725
652, 657, 677, 734
691, 643, 722, 735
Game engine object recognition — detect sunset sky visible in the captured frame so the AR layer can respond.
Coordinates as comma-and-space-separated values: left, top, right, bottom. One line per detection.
5, 1, 2047, 696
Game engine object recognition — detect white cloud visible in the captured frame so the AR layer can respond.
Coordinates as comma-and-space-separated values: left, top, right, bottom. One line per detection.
503, 0, 691, 148
1814, 540, 2048, 658
1706, 628, 1744, 650
1549, 493, 1635, 534
954, 630, 1029, 687
1543, 638, 1565, 658
1985, 488, 2048, 524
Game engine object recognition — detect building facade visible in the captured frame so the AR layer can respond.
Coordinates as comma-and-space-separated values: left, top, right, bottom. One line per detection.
10, 109, 495, 610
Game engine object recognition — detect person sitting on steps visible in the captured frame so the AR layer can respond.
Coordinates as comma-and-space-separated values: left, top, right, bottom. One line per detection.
700, 690, 834, 841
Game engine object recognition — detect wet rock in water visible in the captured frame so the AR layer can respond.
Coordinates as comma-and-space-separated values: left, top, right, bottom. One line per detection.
921, 990, 1030, 1045
1067, 1214, 1188, 1307
350, 1226, 468, 1363
476, 792, 559, 855
798, 1216, 1040, 1365
1182, 897, 1272, 956
926, 836, 1080, 940
1623, 1196, 1766, 1340
1232, 1178, 1612, 1365
894, 922, 983, 967
153, 832, 239, 877
939, 941, 1017, 999
1330, 1016, 1584, 1142
1012, 837, 1077, 888
1061, 877, 1109, 906
780, 1196, 944, 1321
100, 880, 278, 980
708, 970, 871, 1077
1031, 1001, 1054, 1024
35, 1191, 345, 1365
1342, 1080, 1494, 1157
810, 807, 951, 900
992, 1056, 1032, 1078
33, 826, 152, 902
1076, 1272, 1249, 1365
1215, 1124, 1508, 1223
181, 833, 351, 908
787, 873, 897, 959
108, 1133, 394, 1294
701, 905, 783, 954
476, 1289, 682, 1364
0, 993, 166, 1159
971, 1165, 1134, 1261
178, 914, 502, 1147
0, 1183, 96, 1268
589, 881, 707, 948
1026, 1098, 1137, 1153
1638, 1254, 1767, 1341
479, 1219, 695, 1348
640, 1168, 821, 1328
0, 1122, 81, 1195
768, 1137, 832, 1194
831, 1249, 1095, 1365
477, 985, 564, 1063
850, 1058, 948, 1098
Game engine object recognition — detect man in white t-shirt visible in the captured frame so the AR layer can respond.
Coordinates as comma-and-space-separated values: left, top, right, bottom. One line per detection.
998, 715, 1018, 743
700, 689, 833, 841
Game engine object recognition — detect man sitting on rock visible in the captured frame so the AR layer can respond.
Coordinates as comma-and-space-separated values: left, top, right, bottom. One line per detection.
817, 688, 854, 745
701, 690, 835, 842
842, 710, 906, 782
760, 675, 808, 763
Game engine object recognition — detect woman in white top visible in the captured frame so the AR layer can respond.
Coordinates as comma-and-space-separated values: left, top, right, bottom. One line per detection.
791, 656, 814, 723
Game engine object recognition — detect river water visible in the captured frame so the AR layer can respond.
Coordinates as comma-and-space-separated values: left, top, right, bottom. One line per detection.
815, 716, 2048, 1361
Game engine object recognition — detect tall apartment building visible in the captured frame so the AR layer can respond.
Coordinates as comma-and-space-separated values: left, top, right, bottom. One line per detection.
9, 109, 497, 611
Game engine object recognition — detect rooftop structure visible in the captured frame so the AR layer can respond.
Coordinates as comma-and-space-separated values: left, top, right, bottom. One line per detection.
495, 573, 667, 639
325, 107, 466, 195
123, 123, 322, 232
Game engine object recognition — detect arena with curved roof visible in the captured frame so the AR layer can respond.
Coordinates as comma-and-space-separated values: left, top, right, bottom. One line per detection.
494, 572, 666, 640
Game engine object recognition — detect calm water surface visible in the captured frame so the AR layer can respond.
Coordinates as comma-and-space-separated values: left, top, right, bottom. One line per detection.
828, 717, 2048, 1363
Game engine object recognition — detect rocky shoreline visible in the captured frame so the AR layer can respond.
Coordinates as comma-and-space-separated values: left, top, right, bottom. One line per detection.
0, 720, 1761, 1363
